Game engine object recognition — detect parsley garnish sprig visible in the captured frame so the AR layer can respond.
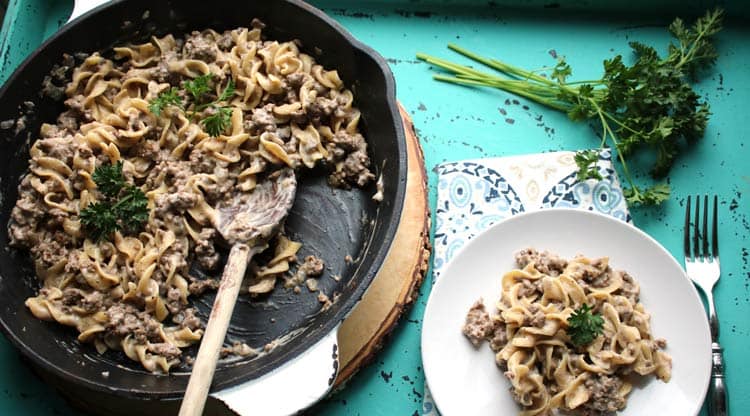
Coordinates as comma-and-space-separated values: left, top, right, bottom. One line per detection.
567, 304, 605, 347
416, 9, 724, 205
147, 87, 182, 117
80, 161, 149, 241
148, 73, 236, 137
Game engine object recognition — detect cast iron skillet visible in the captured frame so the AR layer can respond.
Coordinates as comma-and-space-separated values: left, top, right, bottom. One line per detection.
0, 0, 406, 410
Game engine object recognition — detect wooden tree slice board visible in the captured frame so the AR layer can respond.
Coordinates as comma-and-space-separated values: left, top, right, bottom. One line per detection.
334, 104, 431, 387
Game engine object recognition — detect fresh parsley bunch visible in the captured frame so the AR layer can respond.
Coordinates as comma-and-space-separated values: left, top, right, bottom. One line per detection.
148, 73, 236, 136
80, 161, 149, 241
417, 9, 724, 205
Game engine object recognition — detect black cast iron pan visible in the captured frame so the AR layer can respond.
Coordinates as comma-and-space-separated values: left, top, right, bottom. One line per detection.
0, 0, 406, 413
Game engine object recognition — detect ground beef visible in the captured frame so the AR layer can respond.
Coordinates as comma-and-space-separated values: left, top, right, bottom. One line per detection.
106, 304, 161, 343
63, 94, 93, 122
165, 287, 183, 315
619, 272, 640, 303
148, 342, 182, 361
515, 248, 568, 276
164, 161, 194, 190
183, 32, 217, 62
585, 268, 616, 288
517, 279, 539, 299
216, 33, 234, 51
568, 256, 609, 282
581, 375, 626, 415
62, 288, 104, 314
188, 149, 216, 173
56, 110, 80, 132
35, 136, 76, 164
286, 72, 306, 89
195, 228, 220, 271
525, 304, 545, 328
63, 250, 94, 276
462, 299, 494, 347
249, 104, 277, 133
307, 96, 338, 121
128, 136, 160, 159
489, 324, 508, 351
343, 150, 374, 187
326, 130, 376, 188
154, 192, 199, 215
199, 166, 233, 202
188, 277, 219, 296
299, 255, 324, 277
148, 49, 183, 85
8, 195, 43, 246
29, 236, 67, 269
172, 307, 202, 331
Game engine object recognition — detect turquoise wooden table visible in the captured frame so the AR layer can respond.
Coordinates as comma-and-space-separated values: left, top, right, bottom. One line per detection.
1, 1, 748, 415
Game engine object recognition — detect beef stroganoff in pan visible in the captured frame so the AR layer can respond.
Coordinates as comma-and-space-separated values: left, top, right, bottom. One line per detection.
7, 19, 375, 373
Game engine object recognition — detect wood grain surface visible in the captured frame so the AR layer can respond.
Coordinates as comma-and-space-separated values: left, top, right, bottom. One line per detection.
334, 104, 431, 387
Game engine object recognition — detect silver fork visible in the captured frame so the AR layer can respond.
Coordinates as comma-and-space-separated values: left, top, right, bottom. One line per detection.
684, 195, 727, 416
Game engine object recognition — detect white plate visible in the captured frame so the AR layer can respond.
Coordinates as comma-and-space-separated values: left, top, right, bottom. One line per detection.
422, 208, 711, 416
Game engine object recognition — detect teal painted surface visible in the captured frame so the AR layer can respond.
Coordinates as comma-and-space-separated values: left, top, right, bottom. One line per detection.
1, 1, 748, 415
0, 0, 70, 81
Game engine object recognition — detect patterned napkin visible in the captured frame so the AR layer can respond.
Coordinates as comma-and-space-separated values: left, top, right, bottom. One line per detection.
422, 149, 631, 415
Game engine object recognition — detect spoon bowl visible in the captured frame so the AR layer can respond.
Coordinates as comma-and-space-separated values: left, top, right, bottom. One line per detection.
180, 168, 298, 416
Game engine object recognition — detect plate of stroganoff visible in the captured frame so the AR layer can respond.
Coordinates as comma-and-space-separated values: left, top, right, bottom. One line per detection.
422, 208, 711, 416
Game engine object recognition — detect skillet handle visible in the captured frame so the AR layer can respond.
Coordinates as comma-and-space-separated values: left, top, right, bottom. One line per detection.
210, 325, 340, 416
69, 0, 112, 23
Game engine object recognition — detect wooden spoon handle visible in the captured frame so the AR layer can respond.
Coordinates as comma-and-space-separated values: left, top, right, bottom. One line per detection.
179, 243, 252, 416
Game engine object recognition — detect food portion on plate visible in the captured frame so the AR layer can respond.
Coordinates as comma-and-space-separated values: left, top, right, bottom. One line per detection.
7, 19, 375, 373
463, 248, 672, 416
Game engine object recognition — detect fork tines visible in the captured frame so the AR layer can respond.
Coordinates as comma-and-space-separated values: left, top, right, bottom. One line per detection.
684, 195, 719, 261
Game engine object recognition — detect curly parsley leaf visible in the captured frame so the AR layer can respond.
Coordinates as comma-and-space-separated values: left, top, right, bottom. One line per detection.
567, 304, 605, 347
148, 87, 183, 117
624, 183, 671, 206
149, 73, 237, 137
114, 186, 149, 233
183, 73, 213, 102
201, 106, 233, 137
80, 163, 149, 241
574, 150, 603, 181
551, 59, 572, 84
667, 8, 723, 77
91, 161, 125, 197
80, 201, 119, 242
216, 78, 236, 103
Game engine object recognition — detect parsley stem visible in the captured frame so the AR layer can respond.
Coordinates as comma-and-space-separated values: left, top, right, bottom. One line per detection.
432, 74, 571, 112
602, 111, 643, 136
587, 97, 641, 197
447, 43, 555, 86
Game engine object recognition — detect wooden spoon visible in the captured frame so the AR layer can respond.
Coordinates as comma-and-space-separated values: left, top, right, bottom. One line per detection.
179, 168, 297, 416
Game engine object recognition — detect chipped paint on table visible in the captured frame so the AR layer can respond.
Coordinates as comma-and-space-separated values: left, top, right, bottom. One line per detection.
1, 1, 749, 415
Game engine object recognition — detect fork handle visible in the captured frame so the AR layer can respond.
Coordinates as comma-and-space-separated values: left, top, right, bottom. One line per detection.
710, 342, 728, 416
